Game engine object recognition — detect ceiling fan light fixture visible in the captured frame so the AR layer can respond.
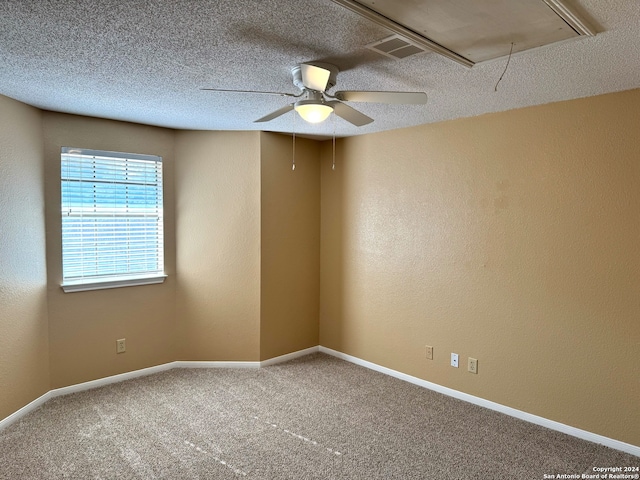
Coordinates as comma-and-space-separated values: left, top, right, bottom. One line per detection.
294, 100, 333, 124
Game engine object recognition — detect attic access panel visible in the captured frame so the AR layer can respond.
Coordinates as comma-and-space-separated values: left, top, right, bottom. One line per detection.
331, 0, 594, 65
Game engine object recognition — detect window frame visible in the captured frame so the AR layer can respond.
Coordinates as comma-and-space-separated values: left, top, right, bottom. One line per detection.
60, 147, 166, 293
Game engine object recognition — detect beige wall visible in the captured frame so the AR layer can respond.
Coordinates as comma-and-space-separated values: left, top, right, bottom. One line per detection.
42, 113, 177, 388
260, 133, 320, 360
0, 96, 50, 419
2, 88, 638, 449
320, 88, 640, 446
175, 131, 261, 361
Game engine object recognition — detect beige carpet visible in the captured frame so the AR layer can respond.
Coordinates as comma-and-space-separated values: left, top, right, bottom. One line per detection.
0, 353, 636, 479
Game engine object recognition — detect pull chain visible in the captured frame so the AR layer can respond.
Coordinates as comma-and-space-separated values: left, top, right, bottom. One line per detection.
332, 112, 336, 171
292, 110, 296, 171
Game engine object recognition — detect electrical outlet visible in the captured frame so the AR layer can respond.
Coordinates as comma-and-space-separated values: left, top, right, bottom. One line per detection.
468, 357, 478, 374
451, 353, 459, 368
116, 338, 126, 354
425, 345, 433, 360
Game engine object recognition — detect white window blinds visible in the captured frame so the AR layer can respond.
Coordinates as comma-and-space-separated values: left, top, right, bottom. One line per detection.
61, 147, 165, 291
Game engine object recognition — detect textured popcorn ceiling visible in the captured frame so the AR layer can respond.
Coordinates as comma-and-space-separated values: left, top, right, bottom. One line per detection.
0, 0, 638, 137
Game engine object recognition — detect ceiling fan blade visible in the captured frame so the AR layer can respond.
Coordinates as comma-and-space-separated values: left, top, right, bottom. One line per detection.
334, 91, 428, 104
201, 88, 299, 98
254, 104, 295, 123
301, 64, 331, 92
328, 101, 374, 127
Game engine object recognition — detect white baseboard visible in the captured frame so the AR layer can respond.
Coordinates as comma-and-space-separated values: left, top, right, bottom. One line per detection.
0, 347, 316, 432
319, 346, 640, 458
50, 362, 178, 398
173, 360, 261, 369
0, 390, 54, 432
260, 346, 319, 367
2, 346, 638, 458
0, 362, 177, 432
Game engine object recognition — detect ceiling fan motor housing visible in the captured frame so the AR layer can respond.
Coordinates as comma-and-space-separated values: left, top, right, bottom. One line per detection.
292, 63, 339, 91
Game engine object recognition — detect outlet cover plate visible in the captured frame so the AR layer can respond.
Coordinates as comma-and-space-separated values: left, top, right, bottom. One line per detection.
468, 357, 478, 374
425, 345, 433, 360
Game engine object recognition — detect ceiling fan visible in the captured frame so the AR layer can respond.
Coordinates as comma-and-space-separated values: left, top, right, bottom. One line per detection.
202, 63, 427, 127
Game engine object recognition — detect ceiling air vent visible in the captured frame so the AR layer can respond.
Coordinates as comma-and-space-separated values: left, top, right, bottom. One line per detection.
366, 34, 427, 60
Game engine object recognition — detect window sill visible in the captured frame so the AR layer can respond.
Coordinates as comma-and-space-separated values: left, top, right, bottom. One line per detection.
61, 275, 167, 293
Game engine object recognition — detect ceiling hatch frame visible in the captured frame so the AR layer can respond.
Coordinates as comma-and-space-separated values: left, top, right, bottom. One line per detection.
328, 0, 596, 67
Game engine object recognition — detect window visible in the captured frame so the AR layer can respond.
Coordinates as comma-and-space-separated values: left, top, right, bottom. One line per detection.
61, 147, 165, 292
